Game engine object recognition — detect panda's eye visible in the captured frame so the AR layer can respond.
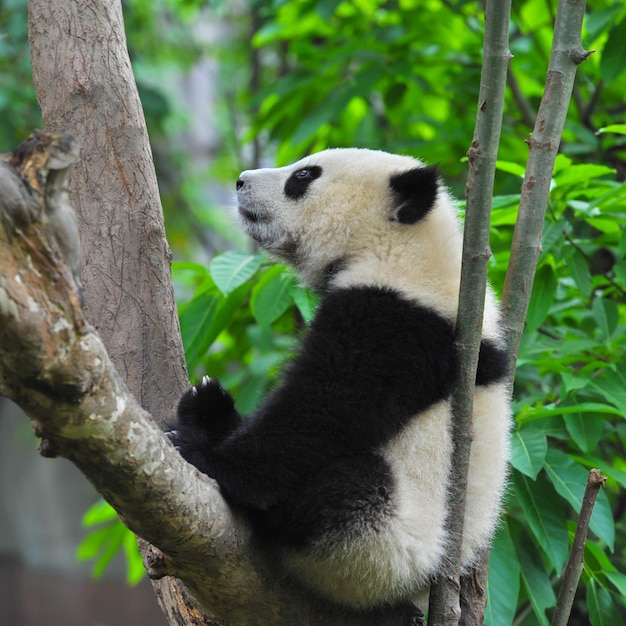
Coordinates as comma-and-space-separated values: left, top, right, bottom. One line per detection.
284, 164, 323, 200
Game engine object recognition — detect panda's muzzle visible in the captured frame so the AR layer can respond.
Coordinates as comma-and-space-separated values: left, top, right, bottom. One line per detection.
236, 176, 270, 224
237, 196, 274, 226
238, 205, 260, 223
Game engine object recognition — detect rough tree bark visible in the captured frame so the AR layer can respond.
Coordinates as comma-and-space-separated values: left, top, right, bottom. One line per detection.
28, 0, 187, 426
27, 0, 199, 621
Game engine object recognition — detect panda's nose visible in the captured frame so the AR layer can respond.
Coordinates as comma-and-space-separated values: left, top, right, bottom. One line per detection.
236, 178, 245, 191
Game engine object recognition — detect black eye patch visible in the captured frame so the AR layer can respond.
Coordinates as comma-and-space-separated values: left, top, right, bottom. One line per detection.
284, 165, 323, 200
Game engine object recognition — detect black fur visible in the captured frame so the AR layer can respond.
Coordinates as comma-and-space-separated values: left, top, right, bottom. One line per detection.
284, 165, 323, 200
172, 377, 242, 472
389, 165, 439, 224
168, 285, 458, 546
476, 339, 509, 386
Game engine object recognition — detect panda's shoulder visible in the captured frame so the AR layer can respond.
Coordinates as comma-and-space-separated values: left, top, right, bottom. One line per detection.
308, 285, 455, 352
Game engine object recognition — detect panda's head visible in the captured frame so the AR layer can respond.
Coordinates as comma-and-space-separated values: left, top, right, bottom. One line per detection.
236, 148, 462, 302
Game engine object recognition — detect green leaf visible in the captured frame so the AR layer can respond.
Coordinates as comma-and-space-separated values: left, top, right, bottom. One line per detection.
235, 373, 271, 414
180, 282, 250, 370
570, 453, 626, 490
544, 449, 614, 550
592, 297, 619, 342
77, 500, 143, 584
77, 522, 126, 580
600, 18, 626, 84
490, 195, 522, 226
291, 89, 354, 145
540, 219, 567, 258
484, 522, 520, 626
525, 264, 557, 335
553, 163, 616, 186
587, 578, 623, 626
82, 499, 119, 526
518, 402, 623, 425
517, 538, 556, 626
596, 124, 626, 135
209, 251, 263, 296
179, 290, 224, 368
291, 283, 319, 324
566, 251, 592, 297
384, 82, 408, 109
76, 526, 114, 561
563, 412, 604, 454
495, 160, 525, 177
91, 524, 126, 579
172, 261, 211, 276
605, 571, 626, 597
585, 539, 618, 576
586, 5, 623, 39
588, 370, 626, 416
123, 529, 145, 586
561, 372, 589, 394
614, 260, 626, 285
513, 472, 568, 572
510, 427, 547, 479
251, 267, 296, 327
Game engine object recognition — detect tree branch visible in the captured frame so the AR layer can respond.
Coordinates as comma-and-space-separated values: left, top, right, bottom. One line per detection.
551, 470, 606, 626
432, 2, 591, 624
428, 1, 512, 624
501, 0, 592, 380
0, 132, 248, 620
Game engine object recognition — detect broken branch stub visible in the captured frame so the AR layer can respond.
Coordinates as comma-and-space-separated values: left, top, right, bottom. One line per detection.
0, 130, 90, 408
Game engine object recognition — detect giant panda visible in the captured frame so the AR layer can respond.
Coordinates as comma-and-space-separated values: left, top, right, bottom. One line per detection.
167, 148, 511, 611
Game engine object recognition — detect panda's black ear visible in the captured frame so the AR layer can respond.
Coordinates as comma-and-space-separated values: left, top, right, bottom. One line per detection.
389, 165, 439, 224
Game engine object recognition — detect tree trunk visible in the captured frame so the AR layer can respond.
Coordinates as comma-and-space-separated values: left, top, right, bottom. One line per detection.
27, 0, 195, 621
28, 0, 187, 426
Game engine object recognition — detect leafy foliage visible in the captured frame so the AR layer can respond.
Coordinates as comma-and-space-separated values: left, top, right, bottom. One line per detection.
0, 0, 42, 147
491, 156, 626, 625
223, 0, 626, 195
175, 254, 317, 412
76, 499, 144, 586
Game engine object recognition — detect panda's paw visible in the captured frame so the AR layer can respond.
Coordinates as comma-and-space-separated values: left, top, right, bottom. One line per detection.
177, 375, 236, 428
165, 425, 211, 472
165, 376, 241, 470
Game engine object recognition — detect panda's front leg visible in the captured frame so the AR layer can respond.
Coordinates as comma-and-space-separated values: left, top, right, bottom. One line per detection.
166, 376, 242, 476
